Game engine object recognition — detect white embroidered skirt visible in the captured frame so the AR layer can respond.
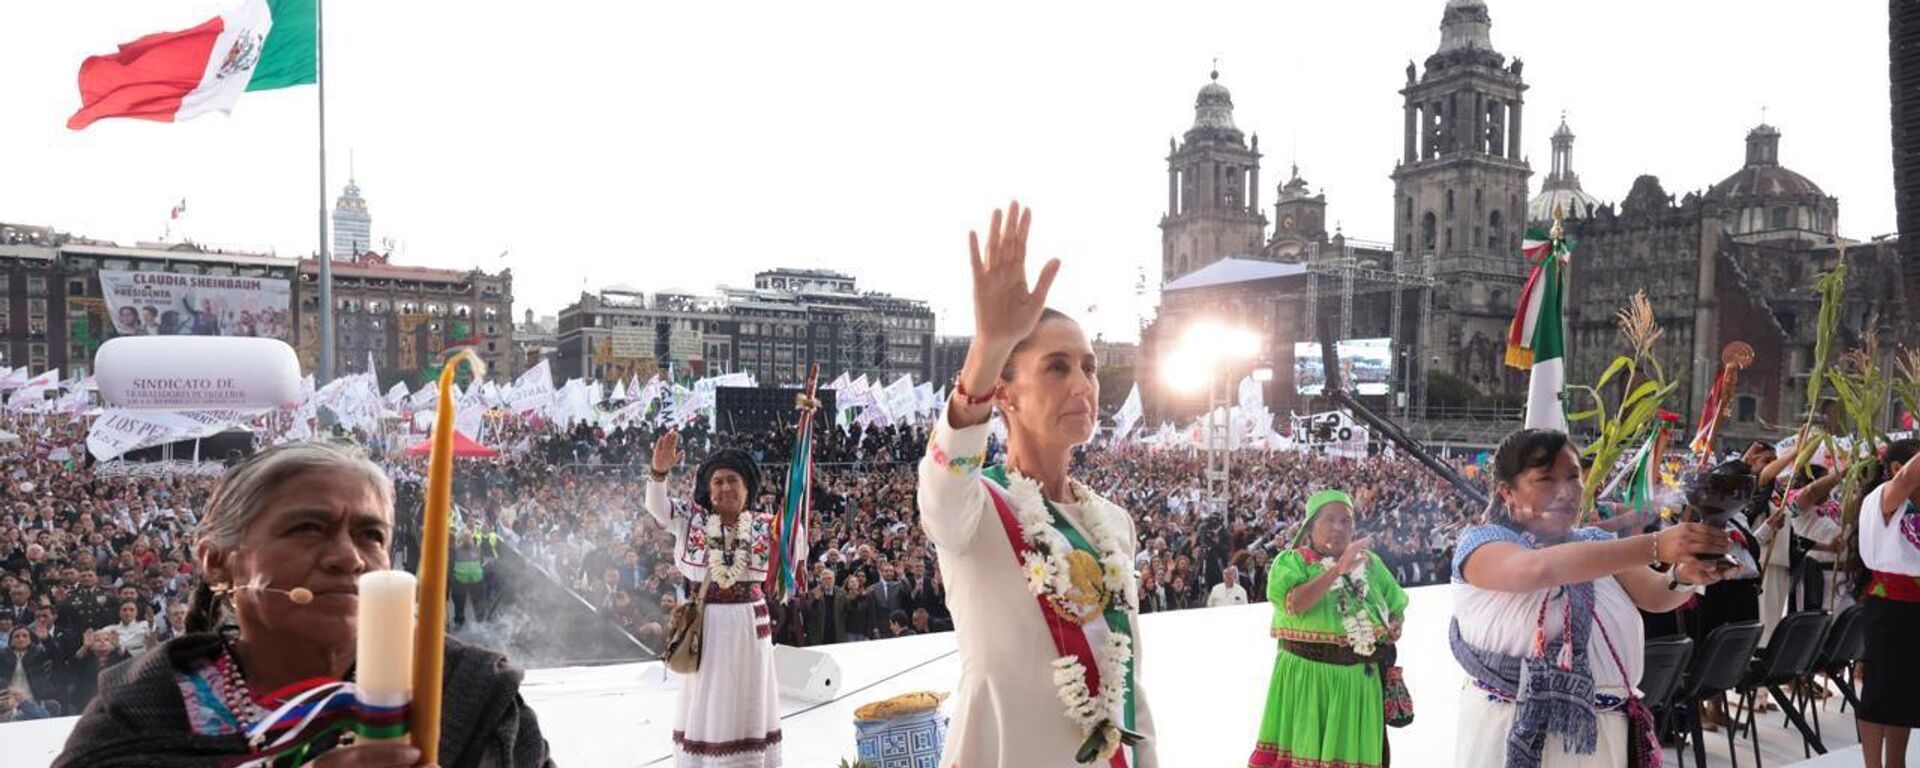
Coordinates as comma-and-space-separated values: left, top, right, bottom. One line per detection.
673, 595, 781, 768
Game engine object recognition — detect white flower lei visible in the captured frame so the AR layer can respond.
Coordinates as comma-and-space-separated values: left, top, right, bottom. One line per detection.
1334, 567, 1378, 656
701, 513, 754, 589
1004, 469, 1139, 744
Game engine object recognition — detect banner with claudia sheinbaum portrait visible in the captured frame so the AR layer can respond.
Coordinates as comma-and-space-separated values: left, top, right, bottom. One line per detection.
99, 270, 291, 340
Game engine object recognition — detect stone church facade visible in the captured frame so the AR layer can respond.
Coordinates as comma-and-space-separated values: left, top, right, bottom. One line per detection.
1563, 125, 1908, 447
1139, 0, 1910, 441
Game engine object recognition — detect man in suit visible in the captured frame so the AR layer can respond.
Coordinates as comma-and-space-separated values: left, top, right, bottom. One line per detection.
804, 569, 850, 647
619, 550, 647, 592
900, 559, 934, 616
869, 562, 905, 622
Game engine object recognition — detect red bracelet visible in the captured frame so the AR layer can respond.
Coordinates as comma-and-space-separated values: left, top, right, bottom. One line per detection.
953, 378, 1002, 406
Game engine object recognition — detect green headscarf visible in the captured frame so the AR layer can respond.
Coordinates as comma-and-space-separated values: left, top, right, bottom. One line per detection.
1291, 489, 1355, 548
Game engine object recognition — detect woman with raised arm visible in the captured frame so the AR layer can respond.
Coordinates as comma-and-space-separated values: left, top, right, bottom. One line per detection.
645, 440, 786, 768
917, 201, 1156, 766
1854, 437, 1920, 768
1452, 429, 1732, 768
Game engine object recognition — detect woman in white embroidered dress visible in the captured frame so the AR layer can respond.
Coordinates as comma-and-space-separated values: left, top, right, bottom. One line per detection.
1452, 428, 1731, 768
646, 442, 785, 768
918, 201, 1157, 767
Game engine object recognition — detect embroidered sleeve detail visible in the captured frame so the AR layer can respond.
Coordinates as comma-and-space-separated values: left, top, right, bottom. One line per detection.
927, 439, 984, 476
1452, 524, 1524, 583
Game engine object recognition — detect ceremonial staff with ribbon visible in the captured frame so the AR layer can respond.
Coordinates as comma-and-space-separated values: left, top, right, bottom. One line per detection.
767, 364, 822, 603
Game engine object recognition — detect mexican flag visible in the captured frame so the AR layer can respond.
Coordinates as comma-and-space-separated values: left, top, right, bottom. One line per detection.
1606, 425, 1666, 513
1506, 228, 1570, 431
67, 0, 315, 130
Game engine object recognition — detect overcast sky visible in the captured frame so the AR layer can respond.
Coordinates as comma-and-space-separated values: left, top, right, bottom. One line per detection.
0, 0, 1894, 343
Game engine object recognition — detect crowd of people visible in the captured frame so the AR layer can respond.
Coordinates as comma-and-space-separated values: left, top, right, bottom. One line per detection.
0, 382, 1497, 731
0, 414, 210, 721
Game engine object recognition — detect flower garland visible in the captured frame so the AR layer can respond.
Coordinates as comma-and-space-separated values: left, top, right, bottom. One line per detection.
1334, 571, 1378, 656
701, 513, 754, 589
1002, 468, 1139, 751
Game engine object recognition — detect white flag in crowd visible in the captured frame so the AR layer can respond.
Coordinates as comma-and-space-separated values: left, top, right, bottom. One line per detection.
88, 408, 266, 461
913, 382, 936, 415
1112, 384, 1144, 444
23, 368, 59, 390
882, 376, 916, 421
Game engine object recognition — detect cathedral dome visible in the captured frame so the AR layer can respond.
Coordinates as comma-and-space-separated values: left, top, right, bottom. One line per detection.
1710, 165, 1825, 199
1437, 0, 1494, 54
1708, 124, 1825, 200
1528, 187, 1600, 223
1527, 114, 1601, 223
1192, 69, 1237, 132
1706, 124, 1838, 240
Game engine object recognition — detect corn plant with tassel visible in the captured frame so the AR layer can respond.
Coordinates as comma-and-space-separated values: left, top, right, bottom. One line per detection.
1564, 291, 1680, 523
1773, 267, 1849, 522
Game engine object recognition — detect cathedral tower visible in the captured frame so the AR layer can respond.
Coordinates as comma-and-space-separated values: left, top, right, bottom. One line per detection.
1391, 0, 1534, 391
1161, 69, 1267, 283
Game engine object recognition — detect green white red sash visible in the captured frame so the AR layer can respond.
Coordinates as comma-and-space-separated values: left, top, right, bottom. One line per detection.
981, 466, 1137, 767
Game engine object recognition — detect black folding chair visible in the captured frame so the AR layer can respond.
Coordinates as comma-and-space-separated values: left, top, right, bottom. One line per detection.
1732, 611, 1832, 767
1802, 603, 1865, 714
1673, 620, 1763, 768
1641, 635, 1694, 750
1642, 635, 1695, 705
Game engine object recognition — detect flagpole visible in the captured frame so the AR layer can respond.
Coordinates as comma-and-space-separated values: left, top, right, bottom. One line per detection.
316, 0, 336, 384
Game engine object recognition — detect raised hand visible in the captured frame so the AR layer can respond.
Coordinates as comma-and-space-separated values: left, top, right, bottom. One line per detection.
1338, 537, 1374, 573
968, 200, 1060, 350
949, 201, 1061, 428
650, 431, 683, 475
1673, 559, 1728, 589
1654, 522, 1731, 565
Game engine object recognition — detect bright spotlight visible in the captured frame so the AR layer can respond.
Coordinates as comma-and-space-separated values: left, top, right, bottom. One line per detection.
1227, 328, 1261, 360
1162, 348, 1212, 393
1175, 321, 1261, 365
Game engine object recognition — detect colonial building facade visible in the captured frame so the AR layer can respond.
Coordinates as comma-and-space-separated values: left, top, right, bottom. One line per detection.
554, 268, 934, 388
0, 223, 516, 384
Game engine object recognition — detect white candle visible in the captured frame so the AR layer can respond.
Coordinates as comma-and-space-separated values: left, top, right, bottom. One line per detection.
356, 570, 417, 710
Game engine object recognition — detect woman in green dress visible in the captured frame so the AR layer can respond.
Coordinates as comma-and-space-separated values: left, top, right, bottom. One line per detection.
1247, 489, 1409, 768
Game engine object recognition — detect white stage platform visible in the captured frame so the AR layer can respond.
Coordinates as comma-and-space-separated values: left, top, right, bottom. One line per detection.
4, 585, 1900, 766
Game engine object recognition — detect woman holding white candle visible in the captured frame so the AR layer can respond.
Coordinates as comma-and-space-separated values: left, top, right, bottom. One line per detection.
52, 441, 552, 768
645, 441, 786, 768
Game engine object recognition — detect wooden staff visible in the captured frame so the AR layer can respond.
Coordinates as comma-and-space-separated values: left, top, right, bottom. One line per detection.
1694, 341, 1754, 471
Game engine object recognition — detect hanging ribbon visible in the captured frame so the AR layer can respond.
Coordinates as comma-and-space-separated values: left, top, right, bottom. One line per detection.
235, 680, 410, 768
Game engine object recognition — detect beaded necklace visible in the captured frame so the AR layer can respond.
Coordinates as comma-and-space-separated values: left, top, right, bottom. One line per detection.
216, 635, 261, 737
